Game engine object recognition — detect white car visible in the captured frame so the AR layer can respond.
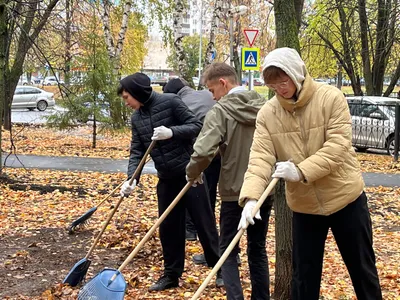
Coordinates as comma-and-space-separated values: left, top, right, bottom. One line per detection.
12, 86, 55, 111
347, 96, 400, 155
43, 76, 64, 86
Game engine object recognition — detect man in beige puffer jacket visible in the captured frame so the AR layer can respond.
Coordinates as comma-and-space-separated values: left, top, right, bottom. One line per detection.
239, 48, 382, 300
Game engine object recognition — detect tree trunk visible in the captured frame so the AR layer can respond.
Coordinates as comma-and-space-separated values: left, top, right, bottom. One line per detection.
64, 0, 72, 85
273, 180, 293, 300
173, 0, 187, 78
203, 0, 223, 71
102, 0, 132, 75
358, 0, 373, 95
383, 60, 400, 97
233, 20, 241, 83
0, 0, 6, 173
273, 0, 303, 298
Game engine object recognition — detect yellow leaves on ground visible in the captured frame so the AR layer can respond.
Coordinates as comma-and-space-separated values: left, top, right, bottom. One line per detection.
0, 168, 399, 299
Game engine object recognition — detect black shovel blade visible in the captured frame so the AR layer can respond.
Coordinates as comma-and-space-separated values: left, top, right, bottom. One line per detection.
63, 258, 91, 287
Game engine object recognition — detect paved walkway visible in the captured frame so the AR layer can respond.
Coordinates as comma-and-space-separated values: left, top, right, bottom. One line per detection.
2, 153, 399, 187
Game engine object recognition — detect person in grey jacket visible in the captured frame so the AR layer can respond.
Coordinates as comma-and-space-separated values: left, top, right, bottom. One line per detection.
163, 79, 222, 252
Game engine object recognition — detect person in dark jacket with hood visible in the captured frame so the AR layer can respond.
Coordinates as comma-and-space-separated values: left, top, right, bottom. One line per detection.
118, 72, 221, 291
186, 63, 273, 300
163, 78, 221, 245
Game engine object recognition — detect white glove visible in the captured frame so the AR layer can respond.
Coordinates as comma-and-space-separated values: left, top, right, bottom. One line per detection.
120, 179, 137, 197
272, 160, 303, 182
238, 199, 261, 230
186, 173, 204, 187
151, 126, 173, 140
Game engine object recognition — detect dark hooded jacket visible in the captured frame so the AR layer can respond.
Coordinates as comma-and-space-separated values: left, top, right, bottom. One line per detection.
128, 91, 202, 180
186, 90, 266, 201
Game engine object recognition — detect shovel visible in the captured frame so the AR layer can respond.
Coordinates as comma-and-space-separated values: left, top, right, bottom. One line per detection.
191, 177, 279, 300
63, 141, 156, 287
78, 181, 193, 299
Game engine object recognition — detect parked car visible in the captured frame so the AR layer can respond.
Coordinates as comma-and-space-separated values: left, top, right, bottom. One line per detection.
43, 76, 64, 86
347, 96, 400, 155
12, 86, 55, 111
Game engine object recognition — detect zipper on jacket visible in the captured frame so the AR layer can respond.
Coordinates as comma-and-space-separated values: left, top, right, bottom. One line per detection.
294, 108, 325, 215
149, 112, 170, 171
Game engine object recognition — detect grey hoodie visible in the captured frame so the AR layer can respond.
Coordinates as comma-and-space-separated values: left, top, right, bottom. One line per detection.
186, 89, 267, 201
177, 86, 215, 122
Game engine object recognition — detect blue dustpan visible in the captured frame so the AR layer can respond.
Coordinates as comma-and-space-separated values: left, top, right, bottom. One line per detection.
78, 268, 127, 299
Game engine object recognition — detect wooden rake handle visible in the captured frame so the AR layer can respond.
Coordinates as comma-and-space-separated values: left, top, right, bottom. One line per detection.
95, 156, 152, 209
111, 181, 193, 278
85, 140, 156, 258
191, 177, 279, 300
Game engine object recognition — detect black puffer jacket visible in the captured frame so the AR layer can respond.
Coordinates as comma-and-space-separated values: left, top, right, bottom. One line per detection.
128, 91, 202, 180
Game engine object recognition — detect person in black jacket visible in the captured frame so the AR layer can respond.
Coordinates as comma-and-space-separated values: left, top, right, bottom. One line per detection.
117, 72, 221, 291
163, 78, 223, 263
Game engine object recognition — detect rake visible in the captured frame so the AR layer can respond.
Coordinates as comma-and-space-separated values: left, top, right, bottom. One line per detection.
67, 156, 152, 234
191, 177, 279, 300
78, 181, 193, 299
63, 141, 156, 287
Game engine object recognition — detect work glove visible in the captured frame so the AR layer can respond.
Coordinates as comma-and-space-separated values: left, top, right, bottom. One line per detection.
120, 179, 137, 197
272, 160, 303, 182
238, 199, 261, 230
186, 173, 204, 187
151, 126, 173, 141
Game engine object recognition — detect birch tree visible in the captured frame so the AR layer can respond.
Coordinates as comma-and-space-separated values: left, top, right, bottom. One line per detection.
203, 0, 224, 70
102, 0, 132, 75
173, 0, 187, 78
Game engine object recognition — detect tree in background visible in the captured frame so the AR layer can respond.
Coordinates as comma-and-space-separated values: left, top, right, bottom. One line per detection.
47, 5, 119, 146
172, 0, 188, 80
0, 0, 61, 173
167, 34, 207, 86
303, 0, 400, 96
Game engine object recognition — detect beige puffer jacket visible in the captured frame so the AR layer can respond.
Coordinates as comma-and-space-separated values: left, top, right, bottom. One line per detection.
239, 48, 364, 215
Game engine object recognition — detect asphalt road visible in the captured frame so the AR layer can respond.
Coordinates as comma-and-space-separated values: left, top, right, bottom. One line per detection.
2, 153, 399, 187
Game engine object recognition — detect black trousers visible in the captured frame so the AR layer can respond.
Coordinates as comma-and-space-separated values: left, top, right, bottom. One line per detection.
157, 175, 219, 278
292, 192, 382, 300
186, 155, 221, 233
219, 198, 273, 300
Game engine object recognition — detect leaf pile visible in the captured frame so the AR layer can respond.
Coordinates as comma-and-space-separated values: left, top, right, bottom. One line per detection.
0, 168, 399, 299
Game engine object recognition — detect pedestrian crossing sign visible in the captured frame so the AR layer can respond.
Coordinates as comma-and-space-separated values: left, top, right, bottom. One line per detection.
242, 47, 260, 71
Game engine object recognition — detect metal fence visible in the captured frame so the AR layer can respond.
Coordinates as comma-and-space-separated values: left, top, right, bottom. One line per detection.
347, 102, 400, 160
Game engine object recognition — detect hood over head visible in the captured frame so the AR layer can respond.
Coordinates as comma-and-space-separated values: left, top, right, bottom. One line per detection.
262, 47, 307, 95
120, 72, 152, 104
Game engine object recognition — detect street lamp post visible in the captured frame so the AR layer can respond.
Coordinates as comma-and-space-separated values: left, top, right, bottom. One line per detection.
228, 5, 248, 68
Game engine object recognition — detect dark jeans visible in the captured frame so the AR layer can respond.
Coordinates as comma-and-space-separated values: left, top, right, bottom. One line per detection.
157, 175, 219, 278
186, 155, 221, 233
220, 198, 273, 300
292, 192, 382, 300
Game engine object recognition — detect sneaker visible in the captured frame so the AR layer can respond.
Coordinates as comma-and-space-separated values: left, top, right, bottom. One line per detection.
148, 275, 179, 291
186, 230, 197, 241
216, 270, 224, 288
192, 253, 208, 266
